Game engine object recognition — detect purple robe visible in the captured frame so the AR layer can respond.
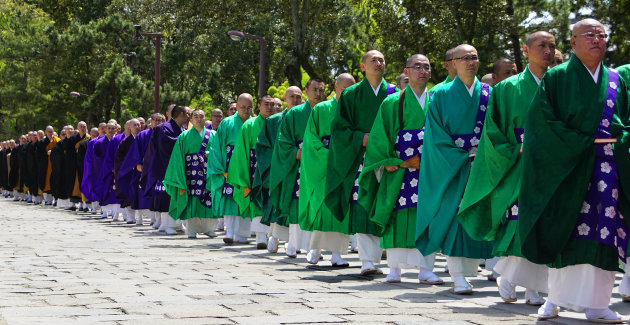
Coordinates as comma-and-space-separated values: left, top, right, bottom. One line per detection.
143, 119, 182, 212
118, 129, 152, 210
81, 136, 105, 202
96, 134, 122, 205
114, 134, 134, 208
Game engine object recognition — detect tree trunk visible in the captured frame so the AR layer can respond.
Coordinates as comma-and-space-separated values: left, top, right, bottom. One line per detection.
506, 0, 523, 71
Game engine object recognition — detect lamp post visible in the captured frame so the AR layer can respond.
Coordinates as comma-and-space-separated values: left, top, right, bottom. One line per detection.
133, 25, 162, 113
70, 91, 91, 126
227, 30, 266, 98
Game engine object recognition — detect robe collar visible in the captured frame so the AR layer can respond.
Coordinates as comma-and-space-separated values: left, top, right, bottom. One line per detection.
370, 79, 383, 96
582, 61, 601, 83
526, 64, 542, 85
408, 85, 428, 111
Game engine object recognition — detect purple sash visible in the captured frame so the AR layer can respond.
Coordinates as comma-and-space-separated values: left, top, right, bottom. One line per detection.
249, 148, 257, 182
292, 140, 303, 199
450, 83, 490, 160
222, 145, 235, 197
321, 135, 330, 149
154, 181, 165, 193
507, 128, 525, 221
394, 129, 423, 210
572, 68, 628, 261
184, 132, 212, 208
386, 84, 397, 96
350, 156, 364, 204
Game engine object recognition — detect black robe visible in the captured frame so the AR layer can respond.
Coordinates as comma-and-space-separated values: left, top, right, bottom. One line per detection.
36, 137, 50, 192
64, 133, 85, 199
9, 145, 21, 191
0, 148, 8, 190
114, 135, 134, 207
77, 138, 89, 199
49, 140, 65, 198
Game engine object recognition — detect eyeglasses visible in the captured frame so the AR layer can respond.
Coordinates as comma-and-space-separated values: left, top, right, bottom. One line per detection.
575, 32, 608, 40
453, 55, 479, 61
406, 65, 431, 72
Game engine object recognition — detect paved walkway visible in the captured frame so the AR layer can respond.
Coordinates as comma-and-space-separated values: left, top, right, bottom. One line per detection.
1, 199, 629, 324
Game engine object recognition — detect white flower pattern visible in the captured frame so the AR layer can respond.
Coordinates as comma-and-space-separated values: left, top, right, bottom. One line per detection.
410, 178, 418, 187
511, 205, 518, 216
601, 162, 612, 173
619, 228, 627, 240
598, 180, 608, 192
454, 138, 465, 148
577, 223, 590, 236
411, 193, 418, 203
605, 206, 616, 218
403, 132, 412, 142
601, 227, 610, 239
604, 144, 614, 156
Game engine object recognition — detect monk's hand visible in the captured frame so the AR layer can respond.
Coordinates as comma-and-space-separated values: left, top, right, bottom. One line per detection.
399, 155, 420, 169
47, 150, 51, 156
243, 186, 251, 197
296, 149, 301, 160
179, 188, 185, 196
362, 133, 369, 147
136, 164, 143, 172
222, 172, 228, 179
385, 165, 399, 172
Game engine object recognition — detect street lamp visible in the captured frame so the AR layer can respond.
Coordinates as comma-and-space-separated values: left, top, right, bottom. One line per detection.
133, 25, 162, 113
70, 91, 91, 125
227, 30, 266, 98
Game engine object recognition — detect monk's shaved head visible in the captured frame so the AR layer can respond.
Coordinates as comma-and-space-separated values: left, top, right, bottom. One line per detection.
336, 73, 355, 84
362, 50, 384, 63
526, 31, 554, 46
572, 18, 605, 37
453, 44, 476, 58
406, 54, 429, 67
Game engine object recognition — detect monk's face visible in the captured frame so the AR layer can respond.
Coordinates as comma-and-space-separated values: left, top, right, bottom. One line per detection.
524, 33, 556, 70
404, 56, 431, 89
191, 111, 206, 129
304, 81, 326, 107
360, 51, 386, 78
236, 97, 253, 120
227, 103, 237, 116
258, 98, 276, 119
571, 22, 607, 64
550, 50, 563, 68
453, 47, 479, 79
283, 87, 302, 110
494, 62, 518, 84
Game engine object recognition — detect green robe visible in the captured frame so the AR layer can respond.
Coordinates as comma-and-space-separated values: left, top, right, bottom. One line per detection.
325, 77, 398, 235
253, 111, 285, 226
164, 128, 215, 220
358, 85, 429, 249
269, 101, 313, 225
519, 55, 630, 271
208, 114, 250, 217
299, 98, 350, 234
619, 64, 630, 84
227, 115, 265, 219
457, 67, 539, 257
416, 76, 494, 258
429, 75, 452, 94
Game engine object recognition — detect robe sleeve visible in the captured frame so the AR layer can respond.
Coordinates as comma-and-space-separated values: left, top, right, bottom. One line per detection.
416, 92, 473, 255
325, 91, 367, 219
299, 106, 327, 219
251, 116, 276, 207
270, 110, 300, 215
164, 135, 189, 220
208, 122, 228, 216
458, 84, 522, 241
358, 95, 405, 233
519, 73, 604, 264
227, 124, 252, 217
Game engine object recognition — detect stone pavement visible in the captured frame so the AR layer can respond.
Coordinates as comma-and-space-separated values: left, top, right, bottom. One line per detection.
1, 199, 630, 324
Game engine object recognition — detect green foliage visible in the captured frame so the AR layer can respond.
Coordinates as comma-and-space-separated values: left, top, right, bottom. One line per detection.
2, 0, 630, 139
